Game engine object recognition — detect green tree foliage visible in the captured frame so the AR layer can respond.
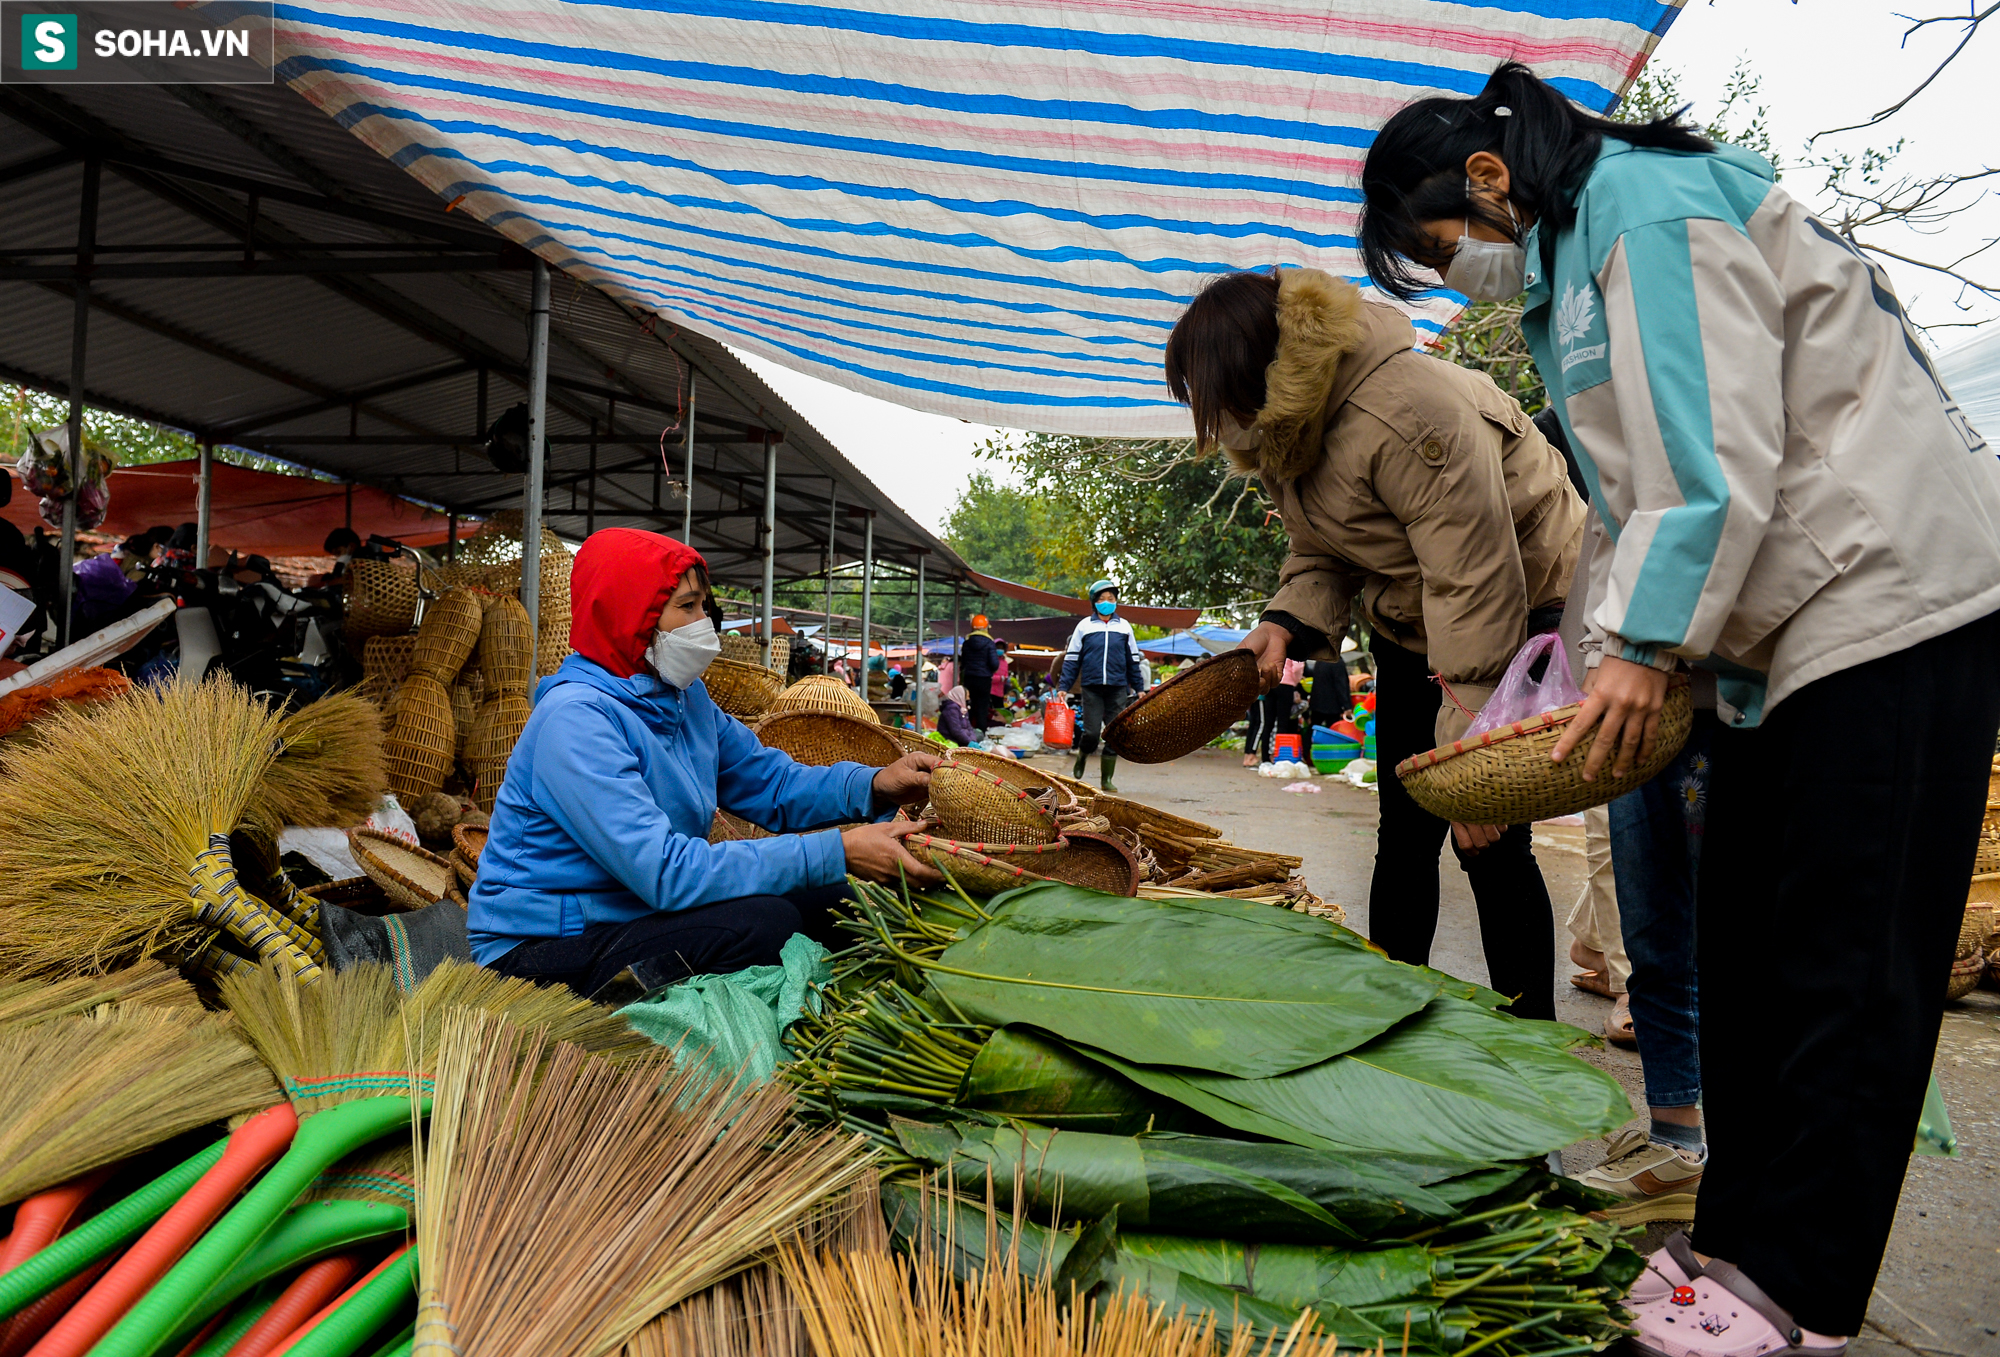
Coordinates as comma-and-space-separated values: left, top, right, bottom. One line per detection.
4, 383, 322, 478
939, 472, 1093, 604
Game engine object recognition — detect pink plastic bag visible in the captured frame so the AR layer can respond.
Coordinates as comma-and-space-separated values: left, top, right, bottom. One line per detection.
1463, 633, 1584, 739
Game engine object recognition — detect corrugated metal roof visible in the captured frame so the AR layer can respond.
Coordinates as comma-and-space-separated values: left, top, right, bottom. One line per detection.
0, 80, 969, 589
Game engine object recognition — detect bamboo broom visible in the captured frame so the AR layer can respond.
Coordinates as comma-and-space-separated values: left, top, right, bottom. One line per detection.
412, 1007, 872, 1357
90, 961, 651, 1357
0, 678, 317, 982
0, 1008, 278, 1206
248, 697, 389, 834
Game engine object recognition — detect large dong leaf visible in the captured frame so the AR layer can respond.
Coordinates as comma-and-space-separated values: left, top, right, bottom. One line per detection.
1082, 997, 1633, 1162
930, 886, 1442, 1079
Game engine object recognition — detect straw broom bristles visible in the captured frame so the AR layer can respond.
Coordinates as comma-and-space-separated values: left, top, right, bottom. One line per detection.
412, 1007, 873, 1357
248, 695, 389, 833
0, 1007, 280, 1204
0, 677, 287, 979
0, 961, 201, 1029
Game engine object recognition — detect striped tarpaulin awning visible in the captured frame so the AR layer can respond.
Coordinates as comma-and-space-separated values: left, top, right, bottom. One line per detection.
274, 1, 1684, 436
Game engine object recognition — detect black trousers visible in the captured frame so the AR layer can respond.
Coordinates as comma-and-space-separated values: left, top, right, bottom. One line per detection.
967, 682, 995, 734
1691, 611, 2000, 1335
1075, 684, 1131, 758
1367, 636, 1555, 1020
488, 882, 852, 999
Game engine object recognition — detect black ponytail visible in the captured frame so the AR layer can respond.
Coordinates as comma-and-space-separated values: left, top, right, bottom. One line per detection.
1358, 62, 1711, 301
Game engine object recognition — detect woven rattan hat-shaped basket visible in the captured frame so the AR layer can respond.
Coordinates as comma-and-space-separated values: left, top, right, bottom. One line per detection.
930, 759, 1061, 846
755, 711, 904, 768
1103, 649, 1261, 764
1397, 677, 1695, 824
769, 674, 877, 722
906, 833, 1070, 895
704, 657, 786, 720
347, 828, 455, 911
1032, 830, 1141, 896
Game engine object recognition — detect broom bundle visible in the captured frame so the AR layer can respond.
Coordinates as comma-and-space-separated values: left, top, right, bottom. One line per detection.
0, 1006, 279, 1205
251, 696, 389, 833
0, 962, 200, 1030
413, 1007, 872, 1357
0, 677, 319, 982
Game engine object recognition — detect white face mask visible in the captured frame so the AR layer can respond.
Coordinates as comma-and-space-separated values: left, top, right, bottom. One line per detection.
1442, 180, 1527, 302
646, 615, 721, 690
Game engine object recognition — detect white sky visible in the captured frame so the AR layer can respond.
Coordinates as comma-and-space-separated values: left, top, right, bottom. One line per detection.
740, 0, 1996, 536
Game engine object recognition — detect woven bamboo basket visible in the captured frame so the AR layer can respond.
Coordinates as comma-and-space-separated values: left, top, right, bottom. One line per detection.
451, 822, 487, 869
361, 634, 419, 694
478, 594, 535, 695
410, 588, 484, 682
769, 674, 876, 721
1031, 830, 1141, 896
346, 561, 420, 641
755, 711, 904, 768
930, 759, 1062, 845
1080, 788, 1220, 842
301, 875, 391, 917
719, 632, 791, 672
450, 667, 483, 760
450, 849, 476, 891
944, 747, 1078, 807
383, 674, 456, 801
704, 657, 785, 719
346, 829, 455, 911
1397, 678, 1695, 824
887, 726, 950, 756
1103, 650, 1262, 764
1948, 951, 1985, 1001
906, 833, 1070, 895
707, 809, 776, 843
466, 692, 532, 812
1978, 820, 2000, 876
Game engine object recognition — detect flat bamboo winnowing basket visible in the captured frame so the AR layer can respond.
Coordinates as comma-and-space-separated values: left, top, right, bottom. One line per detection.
1397, 678, 1694, 824
1102, 650, 1261, 764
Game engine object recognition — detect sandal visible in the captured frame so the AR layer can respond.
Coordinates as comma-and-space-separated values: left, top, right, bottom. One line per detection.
1607, 992, 1637, 1047
1628, 1229, 1706, 1307
1628, 1260, 1847, 1357
1569, 940, 1615, 997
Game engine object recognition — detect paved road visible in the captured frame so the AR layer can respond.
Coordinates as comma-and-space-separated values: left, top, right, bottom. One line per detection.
1021, 746, 2000, 1357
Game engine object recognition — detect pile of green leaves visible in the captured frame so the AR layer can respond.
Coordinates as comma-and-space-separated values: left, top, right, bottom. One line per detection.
785, 879, 1640, 1353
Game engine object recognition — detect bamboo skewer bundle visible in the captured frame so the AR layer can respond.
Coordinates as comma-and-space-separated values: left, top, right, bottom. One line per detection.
413, 1007, 872, 1357
0, 1008, 279, 1206
0, 678, 319, 982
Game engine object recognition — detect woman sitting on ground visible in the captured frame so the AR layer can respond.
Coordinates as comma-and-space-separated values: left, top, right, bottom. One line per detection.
936, 684, 978, 747
468, 528, 940, 998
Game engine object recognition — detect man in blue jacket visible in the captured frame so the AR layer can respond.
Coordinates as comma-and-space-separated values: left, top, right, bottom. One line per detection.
469, 528, 939, 998
1058, 580, 1146, 792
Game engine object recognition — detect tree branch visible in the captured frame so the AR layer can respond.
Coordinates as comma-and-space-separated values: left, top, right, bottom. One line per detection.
1812, 1, 1996, 139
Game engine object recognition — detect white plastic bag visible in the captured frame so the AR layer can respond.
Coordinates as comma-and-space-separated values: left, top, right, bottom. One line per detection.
1463, 633, 1584, 739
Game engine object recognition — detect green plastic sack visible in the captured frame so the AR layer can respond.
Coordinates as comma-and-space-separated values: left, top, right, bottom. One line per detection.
619, 932, 830, 1090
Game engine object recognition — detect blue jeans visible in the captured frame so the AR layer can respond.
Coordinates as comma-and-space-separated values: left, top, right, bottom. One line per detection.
1604, 712, 1714, 1109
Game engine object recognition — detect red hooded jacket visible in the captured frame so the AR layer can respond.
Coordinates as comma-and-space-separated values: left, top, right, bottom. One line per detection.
567, 528, 708, 678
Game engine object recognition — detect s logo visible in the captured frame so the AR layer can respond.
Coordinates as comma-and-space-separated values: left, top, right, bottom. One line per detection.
22, 14, 79, 69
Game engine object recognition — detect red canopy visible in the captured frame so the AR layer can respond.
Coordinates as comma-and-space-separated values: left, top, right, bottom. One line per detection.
964, 570, 1199, 629
3, 460, 458, 556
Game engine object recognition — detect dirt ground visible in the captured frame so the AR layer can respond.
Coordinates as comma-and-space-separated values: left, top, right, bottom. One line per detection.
1014, 745, 2000, 1357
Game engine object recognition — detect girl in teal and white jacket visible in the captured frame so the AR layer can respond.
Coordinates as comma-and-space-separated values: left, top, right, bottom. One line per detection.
1361, 62, 2000, 1357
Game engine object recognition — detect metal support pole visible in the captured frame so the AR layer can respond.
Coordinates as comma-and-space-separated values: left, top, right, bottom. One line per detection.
585, 416, 598, 536
522, 258, 551, 678
914, 552, 926, 729
344, 482, 353, 530
760, 431, 777, 668
56, 159, 100, 649
195, 441, 212, 570
860, 513, 874, 701
682, 376, 697, 545
446, 512, 458, 562
824, 485, 837, 674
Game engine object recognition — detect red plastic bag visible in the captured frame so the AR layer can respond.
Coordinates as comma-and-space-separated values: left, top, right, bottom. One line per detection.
1463, 632, 1585, 738
1042, 696, 1075, 749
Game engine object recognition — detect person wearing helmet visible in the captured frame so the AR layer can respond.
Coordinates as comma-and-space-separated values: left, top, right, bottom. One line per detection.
958, 614, 1003, 735
1058, 580, 1147, 791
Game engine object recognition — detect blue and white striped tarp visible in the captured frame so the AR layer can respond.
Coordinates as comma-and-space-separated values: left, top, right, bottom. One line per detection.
274, 0, 1684, 436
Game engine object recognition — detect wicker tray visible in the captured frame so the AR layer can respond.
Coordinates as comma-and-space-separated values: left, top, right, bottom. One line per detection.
449, 850, 477, 891
346, 829, 456, 911
1032, 830, 1141, 896
1397, 679, 1694, 824
755, 711, 904, 768
300, 875, 393, 917
931, 760, 1061, 845
704, 657, 786, 720
1103, 650, 1261, 764
770, 674, 877, 722
906, 833, 1070, 895
451, 822, 487, 868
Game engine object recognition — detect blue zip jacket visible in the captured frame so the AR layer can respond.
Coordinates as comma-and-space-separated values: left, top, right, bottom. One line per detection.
1058, 613, 1145, 690
467, 652, 882, 963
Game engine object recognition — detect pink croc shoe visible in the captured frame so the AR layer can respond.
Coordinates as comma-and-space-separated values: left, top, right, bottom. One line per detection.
1627, 1230, 1706, 1307
1628, 1260, 1848, 1357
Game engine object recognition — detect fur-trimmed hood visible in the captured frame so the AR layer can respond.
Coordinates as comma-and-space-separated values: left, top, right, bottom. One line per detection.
1225, 268, 1418, 482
